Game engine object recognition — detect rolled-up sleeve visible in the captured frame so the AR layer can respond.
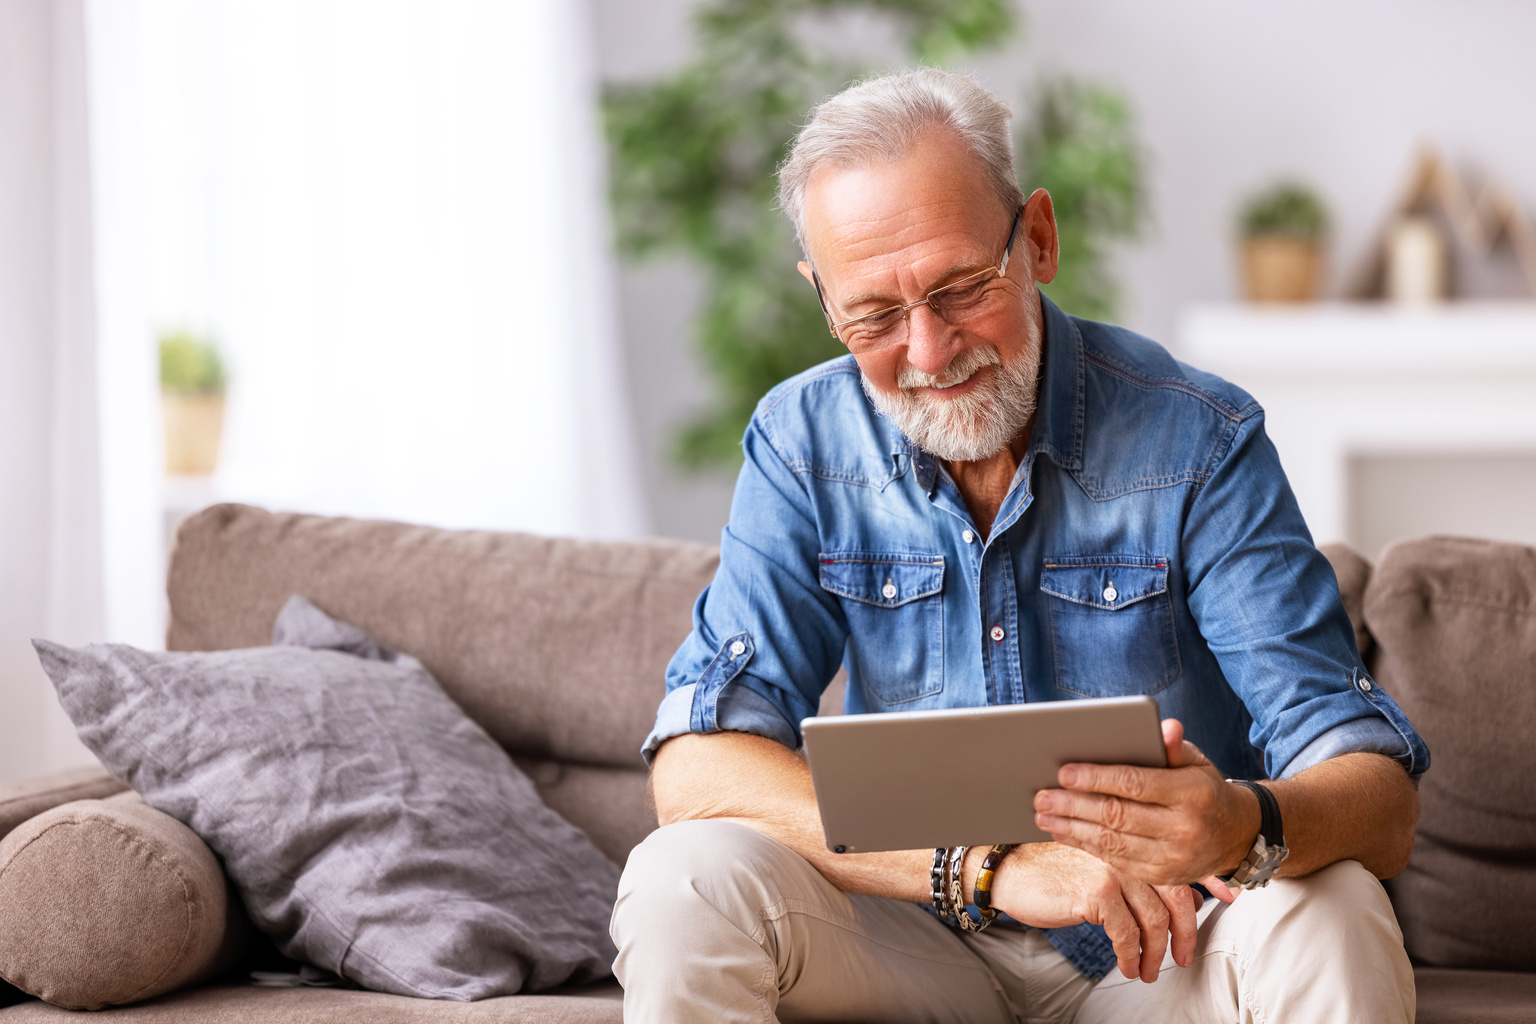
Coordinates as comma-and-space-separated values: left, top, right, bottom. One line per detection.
1182, 409, 1430, 780
641, 411, 849, 765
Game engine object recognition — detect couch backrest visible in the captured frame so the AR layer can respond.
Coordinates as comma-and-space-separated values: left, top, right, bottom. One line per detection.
1360, 536, 1536, 972
167, 504, 720, 862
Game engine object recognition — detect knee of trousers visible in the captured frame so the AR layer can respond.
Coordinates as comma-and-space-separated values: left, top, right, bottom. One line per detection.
611, 819, 836, 951
1225, 859, 1405, 955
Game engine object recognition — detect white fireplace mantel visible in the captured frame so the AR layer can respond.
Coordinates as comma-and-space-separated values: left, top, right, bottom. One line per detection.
1176, 302, 1536, 546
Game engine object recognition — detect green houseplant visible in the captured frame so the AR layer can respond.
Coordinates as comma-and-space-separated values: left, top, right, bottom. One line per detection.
606, 0, 1144, 468
1238, 182, 1330, 302
159, 331, 228, 475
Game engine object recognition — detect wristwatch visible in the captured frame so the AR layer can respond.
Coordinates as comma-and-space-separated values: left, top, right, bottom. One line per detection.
1220, 779, 1289, 889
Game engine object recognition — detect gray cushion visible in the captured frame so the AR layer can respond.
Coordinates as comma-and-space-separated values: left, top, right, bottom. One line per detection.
33, 596, 621, 1000
165, 504, 717, 770
1365, 536, 1536, 972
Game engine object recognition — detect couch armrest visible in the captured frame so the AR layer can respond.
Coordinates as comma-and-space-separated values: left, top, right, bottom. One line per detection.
0, 766, 127, 841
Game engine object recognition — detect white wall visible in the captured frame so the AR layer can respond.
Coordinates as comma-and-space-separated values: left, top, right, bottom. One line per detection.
590, 0, 1536, 541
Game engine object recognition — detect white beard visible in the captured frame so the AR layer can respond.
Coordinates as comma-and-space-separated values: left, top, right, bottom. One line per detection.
861, 341, 1041, 463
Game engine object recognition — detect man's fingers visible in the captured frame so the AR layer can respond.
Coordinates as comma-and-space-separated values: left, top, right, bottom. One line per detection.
1034, 788, 1167, 838
1095, 890, 1145, 981
1199, 874, 1239, 904
1057, 761, 1167, 802
1161, 718, 1185, 767
1120, 880, 1172, 983
1035, 812, 1174, 879
1157, 884, 1199, 969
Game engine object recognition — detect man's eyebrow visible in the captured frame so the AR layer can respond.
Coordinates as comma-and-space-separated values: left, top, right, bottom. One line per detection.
838, 259, 994, 311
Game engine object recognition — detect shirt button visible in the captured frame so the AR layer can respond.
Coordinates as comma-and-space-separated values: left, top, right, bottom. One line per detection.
990, 625, 1005, 642
729, 640, 746, 658
962, 530, 976, 544
1103, 584, 1118, 603
1360, 678, 1373, 692
881, 582, 897, 600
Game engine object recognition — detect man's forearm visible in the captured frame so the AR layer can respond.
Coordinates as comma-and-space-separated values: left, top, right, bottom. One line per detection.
650, 731, 932, 902
1268, 751, 1417, 879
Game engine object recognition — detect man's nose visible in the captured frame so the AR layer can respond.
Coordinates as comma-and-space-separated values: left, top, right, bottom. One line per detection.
902, 302, 960, 377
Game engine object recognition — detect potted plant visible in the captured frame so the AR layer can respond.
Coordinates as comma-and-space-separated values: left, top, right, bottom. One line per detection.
159, 331, 227, 475
1239, 183, 1330, 302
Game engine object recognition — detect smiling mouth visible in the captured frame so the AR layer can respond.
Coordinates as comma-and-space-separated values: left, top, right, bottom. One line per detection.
929, 367, 983, 390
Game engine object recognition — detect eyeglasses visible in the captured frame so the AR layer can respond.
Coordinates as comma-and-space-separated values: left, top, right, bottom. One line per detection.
812, 207, 1023, 354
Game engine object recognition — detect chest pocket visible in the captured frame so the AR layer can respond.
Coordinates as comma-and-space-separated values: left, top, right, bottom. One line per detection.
1041, 555, 1180, 698
819, 552, 944, 705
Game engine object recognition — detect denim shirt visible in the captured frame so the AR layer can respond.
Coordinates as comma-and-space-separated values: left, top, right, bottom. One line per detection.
644, 297, 1430, 980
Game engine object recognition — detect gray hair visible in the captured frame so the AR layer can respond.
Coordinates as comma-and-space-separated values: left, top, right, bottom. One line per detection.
777, 68, 1026, 254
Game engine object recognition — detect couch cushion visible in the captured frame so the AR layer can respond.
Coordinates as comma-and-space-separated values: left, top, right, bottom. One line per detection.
35, 596, 621, 1000
1364, 536, 1536, 971
0, 765, 127, 842
0, 981, 624, 1023
166, 504, 717, 770
512, 759, 653, 867
1319, 542, 1373, 661
0, 792, 249, 1010
1413, 967, 1536, 1024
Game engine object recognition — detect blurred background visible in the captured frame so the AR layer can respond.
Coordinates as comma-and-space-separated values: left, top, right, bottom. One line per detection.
4, 0, 1536, 781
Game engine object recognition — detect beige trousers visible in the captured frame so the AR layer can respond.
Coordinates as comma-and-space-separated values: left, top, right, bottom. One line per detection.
611, 820, 1415, 1024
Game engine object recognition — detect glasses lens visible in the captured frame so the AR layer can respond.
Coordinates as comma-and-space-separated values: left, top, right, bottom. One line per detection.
929, 269, 999, 322
839, 307, 906, 352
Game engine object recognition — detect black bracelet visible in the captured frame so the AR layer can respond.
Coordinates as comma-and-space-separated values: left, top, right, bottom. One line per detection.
930, 847, 950, 918
1229, 779, 1284, 847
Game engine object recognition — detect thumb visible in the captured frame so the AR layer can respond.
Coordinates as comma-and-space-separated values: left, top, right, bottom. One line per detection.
1161, 718, 1211, 770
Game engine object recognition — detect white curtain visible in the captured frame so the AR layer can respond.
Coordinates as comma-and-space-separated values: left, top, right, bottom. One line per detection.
98, 0, 644, 536
0, 0, 643, 783
0, 0, 106, 780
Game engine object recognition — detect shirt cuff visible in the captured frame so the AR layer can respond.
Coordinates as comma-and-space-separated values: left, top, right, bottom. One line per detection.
640, 682, 800, 766
1277, 716, 1412, 780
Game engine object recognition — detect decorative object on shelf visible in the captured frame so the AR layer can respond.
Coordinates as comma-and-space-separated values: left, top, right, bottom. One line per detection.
1237, 182, 1330, 303
1348, 147, 1536, 302
1385, 215, 1448, 304
159, 331, 227, 476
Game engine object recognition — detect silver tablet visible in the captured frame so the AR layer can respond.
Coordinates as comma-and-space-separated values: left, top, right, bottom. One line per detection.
802, 696, 1167, 853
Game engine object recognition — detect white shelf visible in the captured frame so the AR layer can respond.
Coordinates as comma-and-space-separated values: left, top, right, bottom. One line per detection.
1176, 302, 1536, 546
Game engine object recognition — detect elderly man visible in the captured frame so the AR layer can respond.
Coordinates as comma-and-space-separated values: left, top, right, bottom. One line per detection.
611, 69, 1428, 1024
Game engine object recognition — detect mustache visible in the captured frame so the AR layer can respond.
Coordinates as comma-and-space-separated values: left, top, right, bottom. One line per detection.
895, 346, 1002, 389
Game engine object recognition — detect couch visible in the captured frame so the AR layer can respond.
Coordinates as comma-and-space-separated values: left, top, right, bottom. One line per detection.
0, 503, 1532, 1021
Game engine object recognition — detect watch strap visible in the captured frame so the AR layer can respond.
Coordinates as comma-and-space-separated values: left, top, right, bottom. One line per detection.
1228, 778, 1284, 847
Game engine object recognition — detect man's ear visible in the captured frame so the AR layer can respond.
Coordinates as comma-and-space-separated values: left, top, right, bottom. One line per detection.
797, 260, 815, 286
1022, 188, 1060, 286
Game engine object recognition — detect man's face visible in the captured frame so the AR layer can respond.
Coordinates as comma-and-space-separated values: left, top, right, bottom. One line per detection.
797, 131, 1058, 462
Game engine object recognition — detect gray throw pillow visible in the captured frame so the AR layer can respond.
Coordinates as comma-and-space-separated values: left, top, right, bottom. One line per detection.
33, 596, 620, 1001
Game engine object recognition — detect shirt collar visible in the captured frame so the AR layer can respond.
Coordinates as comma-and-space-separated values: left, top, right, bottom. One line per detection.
905, 293, 1085, 493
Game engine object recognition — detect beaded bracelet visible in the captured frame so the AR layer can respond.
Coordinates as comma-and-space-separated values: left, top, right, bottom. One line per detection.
970, 844, 1014, 922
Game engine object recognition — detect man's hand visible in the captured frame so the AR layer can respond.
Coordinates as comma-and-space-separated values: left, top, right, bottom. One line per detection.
990, 842, 1201, 983
1032, 719, 1255, 893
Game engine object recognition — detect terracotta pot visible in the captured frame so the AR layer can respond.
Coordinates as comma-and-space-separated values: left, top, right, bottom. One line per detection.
162, 392, 225, 475
1241, 237, 1324, 303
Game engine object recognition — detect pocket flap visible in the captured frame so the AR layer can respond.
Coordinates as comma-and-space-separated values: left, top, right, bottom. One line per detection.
819, 553, 944, 608
1040, 556, 1168, 610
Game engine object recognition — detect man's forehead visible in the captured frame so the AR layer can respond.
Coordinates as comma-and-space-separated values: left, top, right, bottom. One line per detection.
800, 134, 1008, 296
